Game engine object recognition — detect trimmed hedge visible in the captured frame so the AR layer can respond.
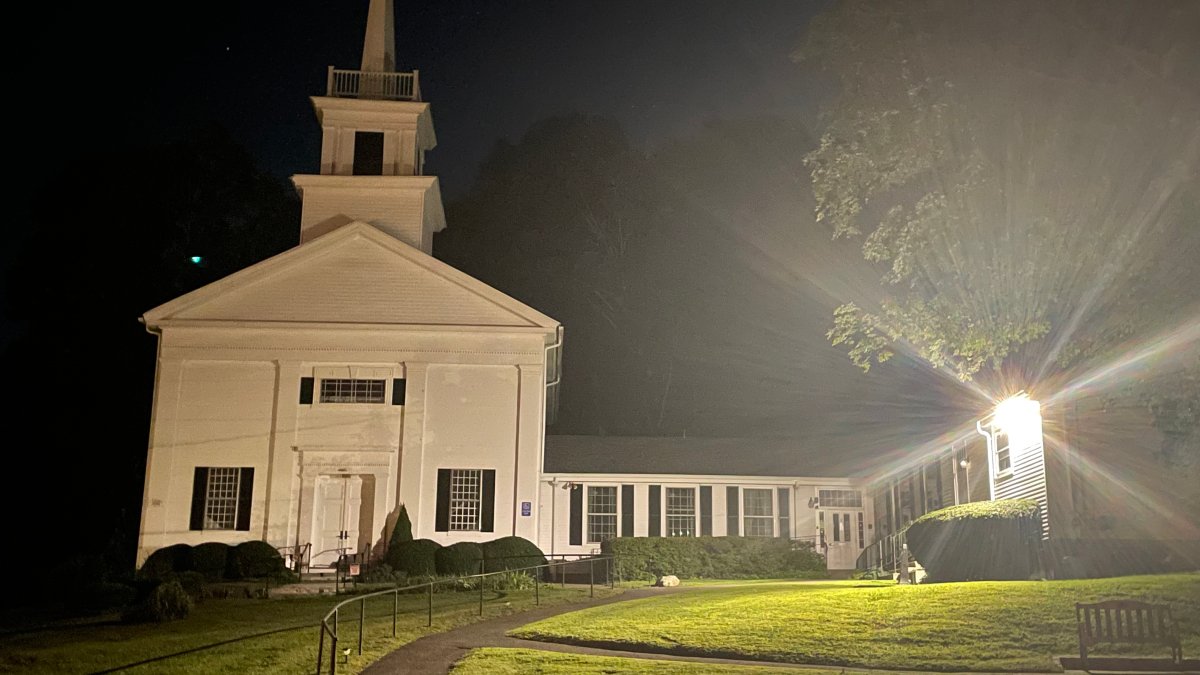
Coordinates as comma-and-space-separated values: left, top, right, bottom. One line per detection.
139, 544, 194, 580
390, 539, 441, 576
904, 498, 1041, 582
192, 543, 230, 580
122, 580, 193, 623
436, 542, 484, 576
138, 541, 289, 582
228, 541, 289, 580
482, 536, 545, 573
602, 536, 826, 581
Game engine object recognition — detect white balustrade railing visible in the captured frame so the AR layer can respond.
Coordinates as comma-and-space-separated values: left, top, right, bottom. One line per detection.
326, 67, 420, 101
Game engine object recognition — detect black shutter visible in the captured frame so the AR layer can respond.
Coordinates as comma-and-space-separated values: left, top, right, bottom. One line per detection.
648, 485, 661, 537
435, 469, 451, 532
621, 485, 634, 537
700, 485, 713, 536
726, 486, 740, 536
236, 468, 254, 531
391, 379, 406, 405
569, 484, 583, 545
480, 470, 496, 532
777, 487, 790, 539
189, 467, 208, 530
299, 377, 314, 404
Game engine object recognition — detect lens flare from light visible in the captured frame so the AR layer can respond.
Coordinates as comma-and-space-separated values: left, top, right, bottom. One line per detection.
994, 393, 1041, 438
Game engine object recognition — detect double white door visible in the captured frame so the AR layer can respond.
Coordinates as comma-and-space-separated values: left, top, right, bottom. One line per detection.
312, 475, 363, 567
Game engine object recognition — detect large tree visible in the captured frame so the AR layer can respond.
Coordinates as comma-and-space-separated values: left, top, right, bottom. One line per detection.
798, 0, 1200, 466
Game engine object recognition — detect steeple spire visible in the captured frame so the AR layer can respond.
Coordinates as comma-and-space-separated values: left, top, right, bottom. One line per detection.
361, 0, 396, 73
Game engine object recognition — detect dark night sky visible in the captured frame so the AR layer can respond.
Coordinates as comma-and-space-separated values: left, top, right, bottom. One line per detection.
18, 0, 824, 195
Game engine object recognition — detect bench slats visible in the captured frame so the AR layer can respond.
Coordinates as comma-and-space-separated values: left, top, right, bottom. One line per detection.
1075, 600, 1182, 664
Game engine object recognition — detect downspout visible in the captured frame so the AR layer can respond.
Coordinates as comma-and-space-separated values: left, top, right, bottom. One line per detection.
976, 420, 997, 501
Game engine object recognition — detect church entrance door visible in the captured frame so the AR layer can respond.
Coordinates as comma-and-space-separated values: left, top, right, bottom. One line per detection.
311, 475, 363, 568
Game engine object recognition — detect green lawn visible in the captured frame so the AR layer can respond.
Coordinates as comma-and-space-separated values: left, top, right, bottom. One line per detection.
512, 574, 1200, 672
451, 647, 850, 674
0, 585, 618, 674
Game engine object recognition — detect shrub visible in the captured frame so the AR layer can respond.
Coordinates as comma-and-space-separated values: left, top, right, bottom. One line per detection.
389, 505, 414, 550
138, 544, 194, 580
227, 541, 288, 580
436, 542, 484, 576
192, 542, 230, 580
122, 580, 193, 623
390, 539, 441, 576
176, 571, 207, 599
904, 498, 1041, 582
602, 537, 827, 581
358, 562, 406, 586
482, 536, 546, 573
490, 570, 536, 590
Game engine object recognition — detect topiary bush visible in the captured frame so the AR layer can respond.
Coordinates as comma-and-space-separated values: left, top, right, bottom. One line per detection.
192, 542, 230, 580
121, 580, 193, 623
482, 536, 546, 573
138, 544, 194, 580
904, 498, 1042, 582
227, 540, 288, 580
436, 542, 484, 576
390, 539, 441, 576
389, 505, 414, 549
602, 537, 827, 581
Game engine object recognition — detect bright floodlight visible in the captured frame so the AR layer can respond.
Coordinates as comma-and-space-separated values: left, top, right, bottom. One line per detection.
993, 393, 1041, 438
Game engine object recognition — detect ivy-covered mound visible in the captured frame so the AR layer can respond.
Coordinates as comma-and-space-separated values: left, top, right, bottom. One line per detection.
602, 536, 826, 581
904, 499, 1042, 582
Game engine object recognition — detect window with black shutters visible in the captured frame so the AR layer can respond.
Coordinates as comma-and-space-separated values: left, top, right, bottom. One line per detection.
190, 467, 253, 531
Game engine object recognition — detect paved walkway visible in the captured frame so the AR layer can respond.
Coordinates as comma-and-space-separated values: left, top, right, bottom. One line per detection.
363, 585, 1024, 675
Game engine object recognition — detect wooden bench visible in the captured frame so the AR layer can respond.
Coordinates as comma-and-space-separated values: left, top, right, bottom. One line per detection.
1075, 600, 1183, 666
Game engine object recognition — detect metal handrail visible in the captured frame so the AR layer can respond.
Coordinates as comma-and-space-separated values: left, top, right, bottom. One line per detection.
315, 555, 614, 674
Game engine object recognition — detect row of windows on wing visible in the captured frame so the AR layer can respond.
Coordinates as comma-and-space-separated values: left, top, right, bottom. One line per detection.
569, 485, 864, 547
298, 377, 406, 406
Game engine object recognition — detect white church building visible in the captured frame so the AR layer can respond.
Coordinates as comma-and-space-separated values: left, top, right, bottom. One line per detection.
136, 0, 871, 572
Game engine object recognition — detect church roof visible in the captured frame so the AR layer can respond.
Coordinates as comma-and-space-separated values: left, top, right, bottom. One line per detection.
543, 435, 859, 478
143, 221, 559, 330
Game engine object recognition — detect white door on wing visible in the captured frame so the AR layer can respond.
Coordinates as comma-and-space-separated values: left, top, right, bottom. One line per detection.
821, 510, 860, 570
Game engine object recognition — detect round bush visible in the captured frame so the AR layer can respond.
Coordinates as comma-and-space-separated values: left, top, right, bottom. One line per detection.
138, 544, 194, 580
192, 542, 231, 580
481, 536, 545, 573
905, 499, 1041, 582
122, 580, 193, 623
176, 571, 207, 598
389, 539, 441, 576
227, 540, 287, 579
435, 542, 483, 576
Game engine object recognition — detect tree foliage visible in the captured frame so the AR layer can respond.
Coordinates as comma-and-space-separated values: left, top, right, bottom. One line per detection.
799, 0, 1200, 383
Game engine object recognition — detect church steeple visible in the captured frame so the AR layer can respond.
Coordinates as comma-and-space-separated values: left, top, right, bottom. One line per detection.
361, 0, 396, 73
292, 0, 444, 252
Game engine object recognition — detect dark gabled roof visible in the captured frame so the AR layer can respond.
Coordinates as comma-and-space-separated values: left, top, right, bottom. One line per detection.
543, 435, 861, 478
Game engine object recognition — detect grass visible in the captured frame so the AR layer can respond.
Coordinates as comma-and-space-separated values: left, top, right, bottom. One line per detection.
0, 584, 619, 674
450, 647, 853, 674
512, 574, 1200, 672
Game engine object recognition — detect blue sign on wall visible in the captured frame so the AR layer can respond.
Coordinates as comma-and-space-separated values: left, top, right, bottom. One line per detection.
521, 501, 531, 517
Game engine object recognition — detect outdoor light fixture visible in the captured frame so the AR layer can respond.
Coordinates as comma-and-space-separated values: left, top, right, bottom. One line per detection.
959, 458, 970, 469
993, 392, 1041, 439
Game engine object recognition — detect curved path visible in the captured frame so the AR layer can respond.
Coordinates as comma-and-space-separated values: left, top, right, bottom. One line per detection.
363, 585, 995, 675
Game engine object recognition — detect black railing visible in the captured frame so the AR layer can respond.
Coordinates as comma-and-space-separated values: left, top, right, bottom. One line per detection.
314, 555, 614, 675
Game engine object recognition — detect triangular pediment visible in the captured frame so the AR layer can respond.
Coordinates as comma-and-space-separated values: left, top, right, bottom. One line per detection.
144, 222, 558, 329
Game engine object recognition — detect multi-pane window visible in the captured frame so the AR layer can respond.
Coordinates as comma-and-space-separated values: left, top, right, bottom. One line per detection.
996, 431, 1012, 474
449, 469, 482, 531
857, 512, 865, 549
818, 489, 863, 508
743, 488, 774, 537
666, 487, 696, 537
587, 486, 618, 543
204, 468, 241, 530
319, 378, 386, 404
